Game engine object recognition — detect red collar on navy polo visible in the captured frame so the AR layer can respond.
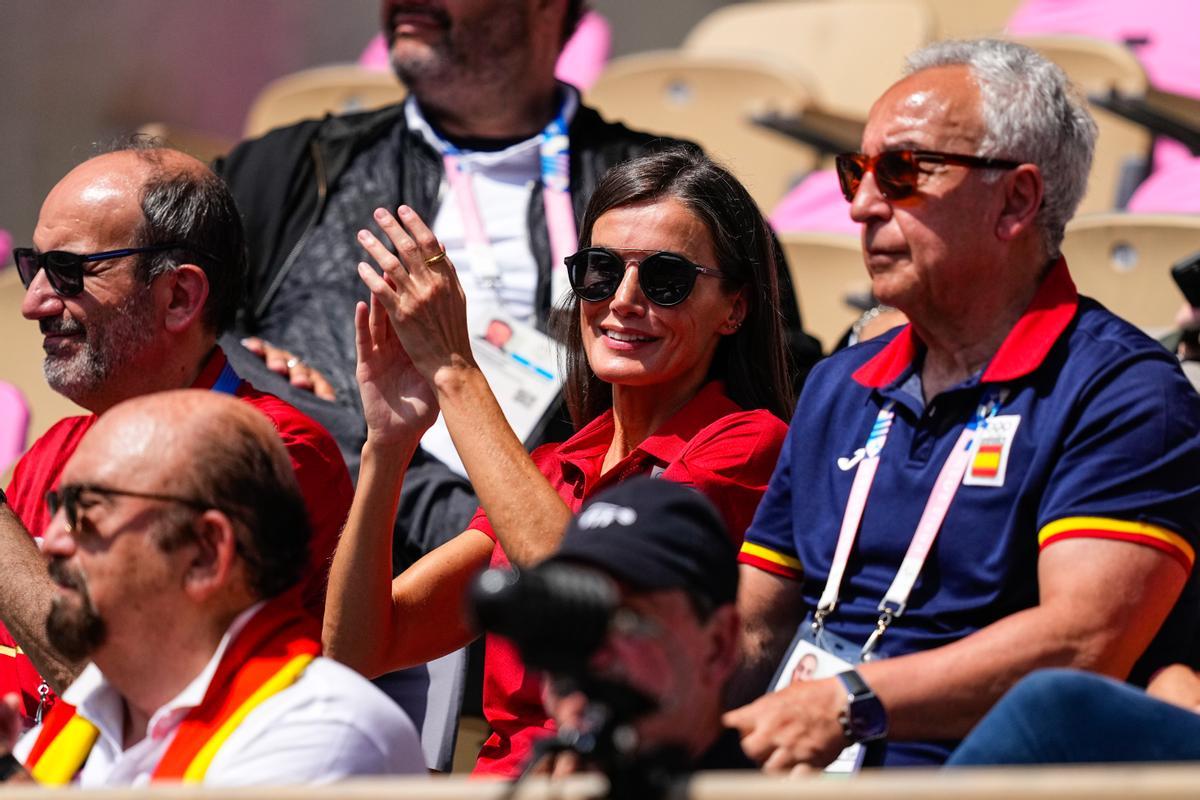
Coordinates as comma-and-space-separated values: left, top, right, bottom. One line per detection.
851, 257, 1079, 389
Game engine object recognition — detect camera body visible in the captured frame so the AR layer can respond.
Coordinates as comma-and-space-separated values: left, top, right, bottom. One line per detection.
470, 562, 620, 676
1171, 251, 1200, 309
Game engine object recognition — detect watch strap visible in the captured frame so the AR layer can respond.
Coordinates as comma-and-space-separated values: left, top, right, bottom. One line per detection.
837, 668, 870, 697
836, 669, 888, 744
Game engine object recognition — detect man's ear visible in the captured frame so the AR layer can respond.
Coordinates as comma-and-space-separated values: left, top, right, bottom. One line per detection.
996, 164, 1044, 242
161, 264, 210, 334
183, 509, 239, 603
703, 604, 742, 688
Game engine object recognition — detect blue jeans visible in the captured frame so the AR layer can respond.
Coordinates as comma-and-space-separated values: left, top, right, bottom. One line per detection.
948, 669, 1200, 766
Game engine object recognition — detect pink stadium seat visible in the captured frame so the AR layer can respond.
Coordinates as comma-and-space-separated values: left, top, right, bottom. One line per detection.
1008, 0, 1200, 176
0, 228, 11, 268
553, 10, 611, 91
769, 170, 860, 236
1127, 157, 1200, 213
0, 380, 30, 475
1007, 0, 1200, 101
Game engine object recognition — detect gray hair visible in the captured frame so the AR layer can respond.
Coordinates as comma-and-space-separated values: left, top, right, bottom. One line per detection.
94, 135, 247, 334
905, 39, 1097, 258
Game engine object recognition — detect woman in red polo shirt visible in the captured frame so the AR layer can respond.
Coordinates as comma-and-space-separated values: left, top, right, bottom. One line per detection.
324, 147, 794, 777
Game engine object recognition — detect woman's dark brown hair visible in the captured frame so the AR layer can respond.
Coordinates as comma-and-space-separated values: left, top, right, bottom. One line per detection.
557, 146, 795, 426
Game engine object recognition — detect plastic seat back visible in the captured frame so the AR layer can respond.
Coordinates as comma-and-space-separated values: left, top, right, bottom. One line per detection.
244, 64, 406, 139
586, 52, 819, 210
1060, 212, 1200, 330
778, 231, 872, 352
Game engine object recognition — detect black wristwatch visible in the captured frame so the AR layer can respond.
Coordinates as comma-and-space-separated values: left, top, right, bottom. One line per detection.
836, 669, 888, 744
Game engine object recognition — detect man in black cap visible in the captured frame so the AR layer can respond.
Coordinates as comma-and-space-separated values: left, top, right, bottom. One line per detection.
540, 477, 751, 771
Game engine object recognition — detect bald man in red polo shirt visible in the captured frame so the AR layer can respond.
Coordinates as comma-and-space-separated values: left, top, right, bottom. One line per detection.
1, 143, 352, 726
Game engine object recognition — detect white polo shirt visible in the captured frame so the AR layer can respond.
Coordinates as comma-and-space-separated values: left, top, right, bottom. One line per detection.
16, 603, 425, 787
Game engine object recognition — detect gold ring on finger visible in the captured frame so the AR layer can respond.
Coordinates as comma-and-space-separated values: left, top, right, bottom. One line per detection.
424, 250, 448, 266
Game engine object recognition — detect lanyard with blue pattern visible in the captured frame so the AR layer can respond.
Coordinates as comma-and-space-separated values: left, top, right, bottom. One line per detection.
440, 92, 576, 305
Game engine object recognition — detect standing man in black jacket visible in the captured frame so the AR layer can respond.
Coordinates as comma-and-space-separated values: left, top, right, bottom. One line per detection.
215, 0, 815, 563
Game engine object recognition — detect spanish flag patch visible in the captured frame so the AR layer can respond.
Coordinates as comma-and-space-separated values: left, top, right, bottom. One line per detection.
963, 414, 1021, 488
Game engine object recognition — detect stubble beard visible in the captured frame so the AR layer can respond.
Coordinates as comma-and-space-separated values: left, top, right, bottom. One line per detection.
46, 559, 107, 663
390, 6, 533, 107
43, 285, 158, 405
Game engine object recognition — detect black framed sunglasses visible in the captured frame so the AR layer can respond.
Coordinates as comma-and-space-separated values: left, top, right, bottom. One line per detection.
14, 242, 214, 297
564, 247, 732, 307
834, 149, 1022, 202
47, 483, 215, 533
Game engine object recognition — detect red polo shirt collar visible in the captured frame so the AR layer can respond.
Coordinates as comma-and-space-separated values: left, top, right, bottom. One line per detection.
852, 257, 1079, 389
191, 346, 231, 389
558, 381, 740, 492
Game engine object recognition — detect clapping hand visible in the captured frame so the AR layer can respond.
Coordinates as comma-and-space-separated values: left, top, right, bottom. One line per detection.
354, 293, 438, 448
356, 205, 476, 385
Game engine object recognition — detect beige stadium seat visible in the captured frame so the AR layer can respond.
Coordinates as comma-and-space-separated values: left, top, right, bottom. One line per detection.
0, 269, 85, 482
1008, 35, 1153, 215
1060, 213, 1200, 330
585, 52, 820, 210
778, 231, 872, 351
683, 0, 933, 120
244, 64, 406, 139
916, 0, 1022, 39
137, 122, 233, 163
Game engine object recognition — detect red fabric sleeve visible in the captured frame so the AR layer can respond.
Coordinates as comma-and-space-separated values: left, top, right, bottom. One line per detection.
238, 390, 353, 619
2, 417, 97, 723
465, 441, 567, 545
6, 416, 95, 540
659, 409, 788, 544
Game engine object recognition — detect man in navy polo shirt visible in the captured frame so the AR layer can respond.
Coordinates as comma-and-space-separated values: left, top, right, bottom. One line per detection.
725, 38, 1200, 770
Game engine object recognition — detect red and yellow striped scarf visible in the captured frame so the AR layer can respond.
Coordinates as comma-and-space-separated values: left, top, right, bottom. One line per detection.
23, 597, 321, 785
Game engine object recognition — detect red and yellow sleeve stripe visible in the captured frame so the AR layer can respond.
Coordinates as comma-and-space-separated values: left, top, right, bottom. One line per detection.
1039, 516, 1195, 573
738, 541, 804, 580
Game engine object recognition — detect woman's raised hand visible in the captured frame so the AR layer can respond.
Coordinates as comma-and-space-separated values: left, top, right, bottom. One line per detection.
354, 294, 438, 447
357, 205, 477, 385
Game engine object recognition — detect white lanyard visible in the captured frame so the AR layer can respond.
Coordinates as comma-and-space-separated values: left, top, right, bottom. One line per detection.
440, 96, 576, 308
814, 390, 1001, 658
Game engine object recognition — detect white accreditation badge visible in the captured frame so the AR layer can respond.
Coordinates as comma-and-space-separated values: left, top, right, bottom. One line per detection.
419, 300, 564, 476
773, 619, 874, 773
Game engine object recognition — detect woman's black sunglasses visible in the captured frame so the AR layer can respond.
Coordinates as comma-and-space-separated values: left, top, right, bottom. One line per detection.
565, 247, 731, 307
14, 243, 214, 297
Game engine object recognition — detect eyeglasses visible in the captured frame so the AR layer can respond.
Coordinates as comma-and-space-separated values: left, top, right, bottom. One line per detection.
14, 243, 213, 297
834, 149, 1022, 202
46, 483, 214, 533
565, 247, 731, 307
